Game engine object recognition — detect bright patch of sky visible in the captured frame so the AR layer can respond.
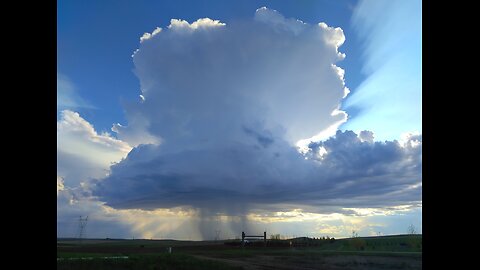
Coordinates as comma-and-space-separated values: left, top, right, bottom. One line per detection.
341, 0, 421, 141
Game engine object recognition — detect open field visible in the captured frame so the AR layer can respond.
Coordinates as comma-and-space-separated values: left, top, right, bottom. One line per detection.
58, 235, 422, 269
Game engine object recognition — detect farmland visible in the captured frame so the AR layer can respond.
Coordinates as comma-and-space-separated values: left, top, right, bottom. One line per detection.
57, 235, 422, 269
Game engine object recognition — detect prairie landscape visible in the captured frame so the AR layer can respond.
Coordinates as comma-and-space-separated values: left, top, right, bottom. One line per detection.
57, 234, 422, 270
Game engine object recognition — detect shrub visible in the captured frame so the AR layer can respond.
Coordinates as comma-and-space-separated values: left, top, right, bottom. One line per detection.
350, 238, 366, 251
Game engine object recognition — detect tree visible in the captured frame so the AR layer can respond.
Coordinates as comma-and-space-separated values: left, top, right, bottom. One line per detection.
407, 224, 417, 235
270, 234, 281, 240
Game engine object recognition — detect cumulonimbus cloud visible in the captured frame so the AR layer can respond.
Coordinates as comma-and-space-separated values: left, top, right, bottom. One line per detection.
93, 8, 421, 219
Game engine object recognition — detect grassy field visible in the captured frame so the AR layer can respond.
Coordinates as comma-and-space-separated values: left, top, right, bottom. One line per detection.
57, 235, 422, 269
57, 253, 243, 270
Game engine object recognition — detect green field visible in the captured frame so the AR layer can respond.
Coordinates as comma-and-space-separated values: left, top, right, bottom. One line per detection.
57, 235, 422, 269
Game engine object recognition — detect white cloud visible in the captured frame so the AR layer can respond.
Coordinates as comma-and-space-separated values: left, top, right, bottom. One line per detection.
254, 7, 307, 35
125, 7, 348, 148
359, 130, 374, 143
399, 131, 421, 148
168, 18, 226, 31
57, 110, 131, 187
140, 27, 162, 43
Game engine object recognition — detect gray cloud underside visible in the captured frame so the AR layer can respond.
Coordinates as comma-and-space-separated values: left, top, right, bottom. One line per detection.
95, 130, 421, 214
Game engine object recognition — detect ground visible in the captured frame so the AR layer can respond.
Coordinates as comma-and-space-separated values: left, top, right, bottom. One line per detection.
57, 235, 422, 269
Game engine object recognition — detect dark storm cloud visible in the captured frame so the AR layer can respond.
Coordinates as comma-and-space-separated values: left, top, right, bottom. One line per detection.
95, 130, 421, 214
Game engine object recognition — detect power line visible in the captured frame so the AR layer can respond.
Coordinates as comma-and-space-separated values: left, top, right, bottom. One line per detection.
77, 216, 88, 243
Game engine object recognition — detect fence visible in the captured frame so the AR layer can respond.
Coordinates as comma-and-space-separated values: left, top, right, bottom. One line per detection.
242, 231, 266, 247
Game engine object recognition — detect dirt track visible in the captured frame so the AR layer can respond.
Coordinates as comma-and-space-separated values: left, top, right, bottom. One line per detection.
194, 254, 422, 270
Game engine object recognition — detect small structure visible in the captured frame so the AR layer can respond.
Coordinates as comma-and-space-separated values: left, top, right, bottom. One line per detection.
242, 231, 266, 247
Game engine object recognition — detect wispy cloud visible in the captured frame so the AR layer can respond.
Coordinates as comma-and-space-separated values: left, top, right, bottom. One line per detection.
57, 73, 95, 110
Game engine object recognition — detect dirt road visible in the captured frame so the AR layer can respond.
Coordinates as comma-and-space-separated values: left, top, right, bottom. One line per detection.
194, 254, 422, 270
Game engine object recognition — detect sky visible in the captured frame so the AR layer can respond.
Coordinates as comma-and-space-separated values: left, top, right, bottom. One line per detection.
57, 0, 422, 240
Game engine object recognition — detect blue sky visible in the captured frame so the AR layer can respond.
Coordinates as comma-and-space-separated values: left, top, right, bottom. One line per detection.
57, 0, 421, 240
